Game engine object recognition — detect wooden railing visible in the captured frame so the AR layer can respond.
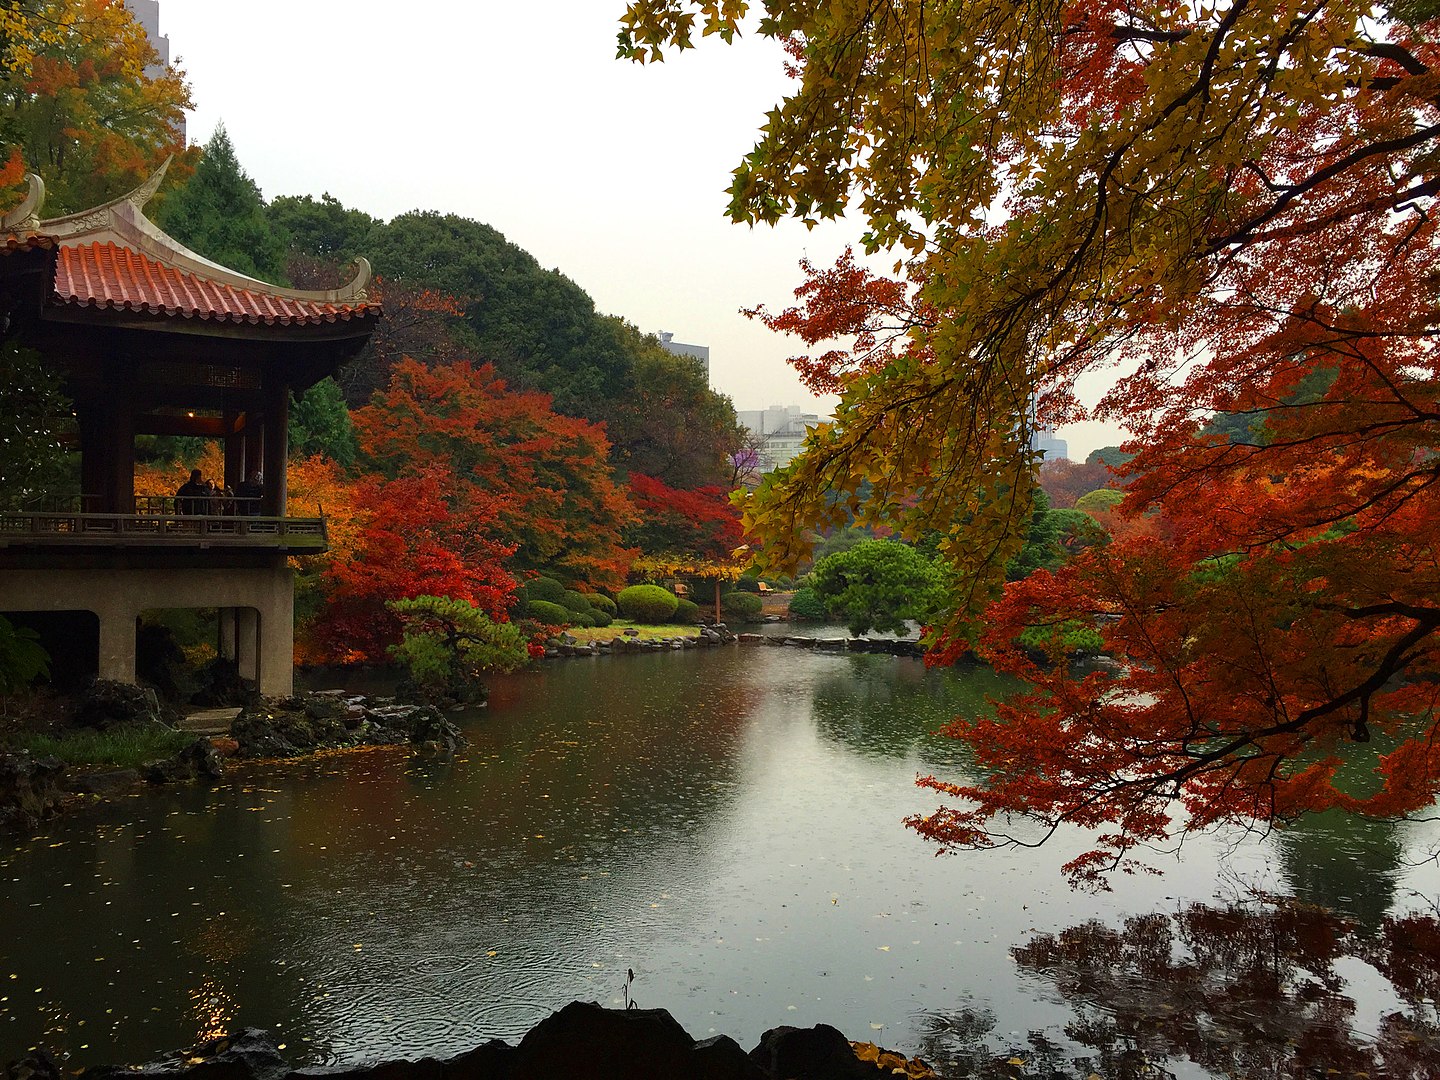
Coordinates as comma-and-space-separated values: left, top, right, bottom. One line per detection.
0, 508, 327, 551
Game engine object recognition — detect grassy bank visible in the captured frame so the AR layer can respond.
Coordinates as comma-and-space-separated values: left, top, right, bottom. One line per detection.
12, 723, 192, 768
563, 622, 701, 644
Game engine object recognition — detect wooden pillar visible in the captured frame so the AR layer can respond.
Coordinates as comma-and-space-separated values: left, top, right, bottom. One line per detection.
77, 406, 105, 511
223, 412, 245, 491
261, 379, 288, 517
714, 579, 723, 624
106, 397, 135, 514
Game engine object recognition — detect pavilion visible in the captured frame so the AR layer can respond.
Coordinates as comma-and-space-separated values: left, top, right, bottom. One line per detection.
0, 164, 380, 695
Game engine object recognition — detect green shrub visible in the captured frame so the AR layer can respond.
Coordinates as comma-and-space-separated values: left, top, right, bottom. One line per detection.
733, 575, 761, 593
721, 591, 764, 622
787, 587, 828, 621
590, 609, 613, 628
1074, 488, 1125, 514
527, 600, 573, 626
585, 593, 617, 617
522, 577, 567, 605
561, 589, 594, 614
1018, 621, 1105, 659
568, 609, 596, 628
0, 614, 50, 694
617, 584, 679, 623
671, 598, 700, 624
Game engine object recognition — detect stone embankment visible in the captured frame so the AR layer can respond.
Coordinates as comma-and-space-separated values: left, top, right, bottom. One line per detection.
543, 625, 736, 657
543, 625, 928, 660
738, 633, 927, 658
9, 1001, 941, 1080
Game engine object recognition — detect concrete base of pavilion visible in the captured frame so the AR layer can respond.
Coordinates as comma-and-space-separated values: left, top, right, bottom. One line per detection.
0, 562, 296, 696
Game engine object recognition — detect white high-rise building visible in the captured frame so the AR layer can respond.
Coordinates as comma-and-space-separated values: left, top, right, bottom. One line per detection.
737, 405, 823, 472
658, 331, 709, 381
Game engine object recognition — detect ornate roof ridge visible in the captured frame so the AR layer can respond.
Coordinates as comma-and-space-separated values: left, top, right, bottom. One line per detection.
0, 161, 372, 305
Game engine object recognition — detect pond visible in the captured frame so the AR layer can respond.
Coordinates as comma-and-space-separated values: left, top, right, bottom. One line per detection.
3, 642, 1439, 1074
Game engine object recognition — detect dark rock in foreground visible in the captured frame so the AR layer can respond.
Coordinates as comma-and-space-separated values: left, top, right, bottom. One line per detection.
56, 1001, 941, 1080
0, 751, 65, 830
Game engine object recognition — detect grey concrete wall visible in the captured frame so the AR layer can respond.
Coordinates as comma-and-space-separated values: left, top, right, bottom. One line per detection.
0, 565, 296, 695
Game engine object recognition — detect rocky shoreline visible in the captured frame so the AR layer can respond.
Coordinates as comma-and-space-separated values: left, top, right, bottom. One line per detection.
0, 688, 462, 833
5, 1001, 946, 1080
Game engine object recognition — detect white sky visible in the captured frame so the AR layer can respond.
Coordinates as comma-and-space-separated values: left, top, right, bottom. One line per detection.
158, 0, 1118, 460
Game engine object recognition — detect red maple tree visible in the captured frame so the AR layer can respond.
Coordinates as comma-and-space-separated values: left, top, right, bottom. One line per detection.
354, 358, 637, 588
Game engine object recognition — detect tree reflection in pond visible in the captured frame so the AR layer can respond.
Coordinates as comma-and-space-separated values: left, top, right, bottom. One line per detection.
910, 898, 1440, 1079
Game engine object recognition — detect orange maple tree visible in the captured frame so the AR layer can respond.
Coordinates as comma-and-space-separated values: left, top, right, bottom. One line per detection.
354, 358, 637, 589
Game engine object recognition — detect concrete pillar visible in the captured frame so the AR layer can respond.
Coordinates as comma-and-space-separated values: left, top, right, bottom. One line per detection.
218, 608, 238, 661
235, 607, 259, 686
95, 602, 137, 684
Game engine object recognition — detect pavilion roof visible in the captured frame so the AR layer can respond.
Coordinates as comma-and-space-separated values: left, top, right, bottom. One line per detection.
0, 161, 380, 331
54, 242, 376, 327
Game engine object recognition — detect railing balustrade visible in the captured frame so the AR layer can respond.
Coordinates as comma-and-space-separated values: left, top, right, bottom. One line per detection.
0, 508, 326, 549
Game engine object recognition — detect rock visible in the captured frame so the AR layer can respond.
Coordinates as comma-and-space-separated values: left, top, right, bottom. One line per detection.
143, 738, 225, 785
738, 634, 765, 645
0, 752, 65, 830
511, 1001, 764, 1079
72, 679, 165, 730
785, 637, 817, 649
209, 736, 241, 757
65, 767, 140, 796
749, 1024, 876, 1079
622, 628, 640, 637
78, 1027, 290, 1080
815, 639, 848, 651
4, 1049, 62, 1080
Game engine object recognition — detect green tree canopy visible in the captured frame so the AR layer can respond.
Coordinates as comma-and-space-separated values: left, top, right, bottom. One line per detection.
808, 539, 946, 637
158, 124, 287, 282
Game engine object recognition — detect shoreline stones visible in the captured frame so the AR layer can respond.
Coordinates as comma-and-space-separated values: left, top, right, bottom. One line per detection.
544, 624, 738, 658
55, 1001, 942, 1080
231, 691, 460, 758
737, 633, 928, 658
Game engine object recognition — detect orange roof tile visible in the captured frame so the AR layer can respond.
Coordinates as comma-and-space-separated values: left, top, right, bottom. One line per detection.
52, 242, 379, 326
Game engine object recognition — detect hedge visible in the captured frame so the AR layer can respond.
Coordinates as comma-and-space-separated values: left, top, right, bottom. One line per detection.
617, 584, 679, 623
527, 600, 572, 626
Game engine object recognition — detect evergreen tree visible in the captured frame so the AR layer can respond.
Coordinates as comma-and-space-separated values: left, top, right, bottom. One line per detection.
158, 124, 286, 283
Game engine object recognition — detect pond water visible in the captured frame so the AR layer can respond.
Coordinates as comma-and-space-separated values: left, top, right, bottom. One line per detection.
4, 641, 1439, 1074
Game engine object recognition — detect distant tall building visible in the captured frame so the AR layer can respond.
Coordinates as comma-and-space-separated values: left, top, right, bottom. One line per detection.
659, 331, 709, 381
124, 1, 185, 142
737, 404, 823, 473
1027, 398, 1069, 461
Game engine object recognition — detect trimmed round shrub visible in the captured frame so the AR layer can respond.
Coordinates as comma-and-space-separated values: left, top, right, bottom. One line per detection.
560, 589, 594, 614
568, 609, 596, 628
733, 575, 761, 593
617, 584, 679, 623
671, 597, 700, 624
1074, 488, 1125, 514
589, 608, 613, 628
721, 591, 764, 622
787, 587, 828, 621
527, 600, 572, 626
522, 577, 567, 605
585, 593, 617, 617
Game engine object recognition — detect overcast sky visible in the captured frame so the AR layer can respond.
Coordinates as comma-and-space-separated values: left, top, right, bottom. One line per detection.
157, 1, 1118, 459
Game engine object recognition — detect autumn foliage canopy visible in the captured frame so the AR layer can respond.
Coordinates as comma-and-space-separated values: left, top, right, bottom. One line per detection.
622, 0, 1440, 883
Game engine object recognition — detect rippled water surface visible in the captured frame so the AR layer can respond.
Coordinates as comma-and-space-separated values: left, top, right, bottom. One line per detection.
4, 643, 1439, 1072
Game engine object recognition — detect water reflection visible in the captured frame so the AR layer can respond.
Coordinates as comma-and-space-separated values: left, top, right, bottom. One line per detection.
910, 898, 1440, 1078
2, 649, 1437, 1071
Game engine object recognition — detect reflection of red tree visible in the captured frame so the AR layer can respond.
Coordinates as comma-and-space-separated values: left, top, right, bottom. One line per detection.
1005, 900, 1440, 1078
